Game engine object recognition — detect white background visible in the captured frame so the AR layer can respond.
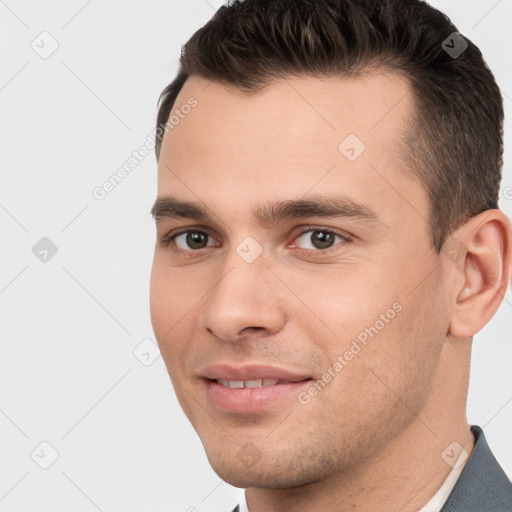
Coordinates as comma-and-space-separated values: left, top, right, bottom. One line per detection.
1, 1, 511, 511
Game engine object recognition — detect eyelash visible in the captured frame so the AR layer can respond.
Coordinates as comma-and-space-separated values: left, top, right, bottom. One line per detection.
160, 226, 351, 258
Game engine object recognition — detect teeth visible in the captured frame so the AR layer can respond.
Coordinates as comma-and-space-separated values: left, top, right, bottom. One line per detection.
216, 378, 281, 388
244, 379, 262, 388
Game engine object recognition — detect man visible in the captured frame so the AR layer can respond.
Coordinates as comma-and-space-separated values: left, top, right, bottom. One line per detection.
149, 0, 512, 510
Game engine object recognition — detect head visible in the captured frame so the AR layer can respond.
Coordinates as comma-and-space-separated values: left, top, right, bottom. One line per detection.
149, 0, 511, 492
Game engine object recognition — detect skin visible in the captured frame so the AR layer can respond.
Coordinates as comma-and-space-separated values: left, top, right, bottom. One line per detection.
149, 72, 512, 512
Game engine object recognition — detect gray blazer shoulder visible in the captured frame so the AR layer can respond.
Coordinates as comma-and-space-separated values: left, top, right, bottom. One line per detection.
441, 425, 512, 511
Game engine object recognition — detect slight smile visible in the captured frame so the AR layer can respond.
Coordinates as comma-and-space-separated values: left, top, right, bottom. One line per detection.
199, 364, 314, 413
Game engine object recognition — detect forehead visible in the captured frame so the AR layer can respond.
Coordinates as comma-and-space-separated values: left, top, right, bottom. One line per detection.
162, 71, 413, 153
156, 72, 426, 229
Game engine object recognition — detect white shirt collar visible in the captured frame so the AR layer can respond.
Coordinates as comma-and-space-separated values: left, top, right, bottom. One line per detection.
237, 491, 250, 512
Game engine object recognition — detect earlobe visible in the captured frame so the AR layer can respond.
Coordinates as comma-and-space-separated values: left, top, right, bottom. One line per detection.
448, 210, 512, 338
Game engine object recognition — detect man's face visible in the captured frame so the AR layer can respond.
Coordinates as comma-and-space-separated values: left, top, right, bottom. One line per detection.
150, 73, 452, 488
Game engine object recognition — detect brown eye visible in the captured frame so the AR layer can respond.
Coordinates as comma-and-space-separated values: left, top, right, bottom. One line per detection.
171, 229, 216, 251
294, 229, 346, 251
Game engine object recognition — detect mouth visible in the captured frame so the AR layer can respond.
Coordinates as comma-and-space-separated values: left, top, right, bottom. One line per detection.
199, 364, 314, 413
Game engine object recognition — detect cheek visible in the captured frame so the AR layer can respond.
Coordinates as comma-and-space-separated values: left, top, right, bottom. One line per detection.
150, 260, 191, 332
149, 263, 187, 362
149, 266, 195, 414
287, 264, 399, 347
149, 262, 168, 338
309, 300, 441, 452
343, 284, 445, 407
297, 261, 445, 409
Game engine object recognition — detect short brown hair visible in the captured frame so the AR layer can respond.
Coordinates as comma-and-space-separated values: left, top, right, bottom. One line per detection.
155, 0, 503, 252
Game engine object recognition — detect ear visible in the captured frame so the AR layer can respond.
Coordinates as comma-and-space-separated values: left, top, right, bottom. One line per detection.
447, 209, 512, 338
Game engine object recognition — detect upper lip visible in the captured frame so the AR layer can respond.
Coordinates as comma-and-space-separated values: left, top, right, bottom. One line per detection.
200, 364, 312, 382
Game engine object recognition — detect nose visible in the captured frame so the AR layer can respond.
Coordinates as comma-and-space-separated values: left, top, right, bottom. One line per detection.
198, 250, 287, 343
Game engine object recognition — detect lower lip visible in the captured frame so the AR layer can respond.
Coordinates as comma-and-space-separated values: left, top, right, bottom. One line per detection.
204, 379, 312, 413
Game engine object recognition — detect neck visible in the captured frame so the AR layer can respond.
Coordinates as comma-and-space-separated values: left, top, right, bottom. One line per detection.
245, 338, 473, 512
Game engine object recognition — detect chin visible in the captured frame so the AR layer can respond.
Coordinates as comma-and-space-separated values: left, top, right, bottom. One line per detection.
216, 471, 262, 489
216, 471, 290, 489
206, 453, 256, 485
207, 453, 320, 490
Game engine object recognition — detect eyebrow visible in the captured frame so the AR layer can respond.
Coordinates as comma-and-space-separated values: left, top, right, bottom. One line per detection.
150, 194, 385, 229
